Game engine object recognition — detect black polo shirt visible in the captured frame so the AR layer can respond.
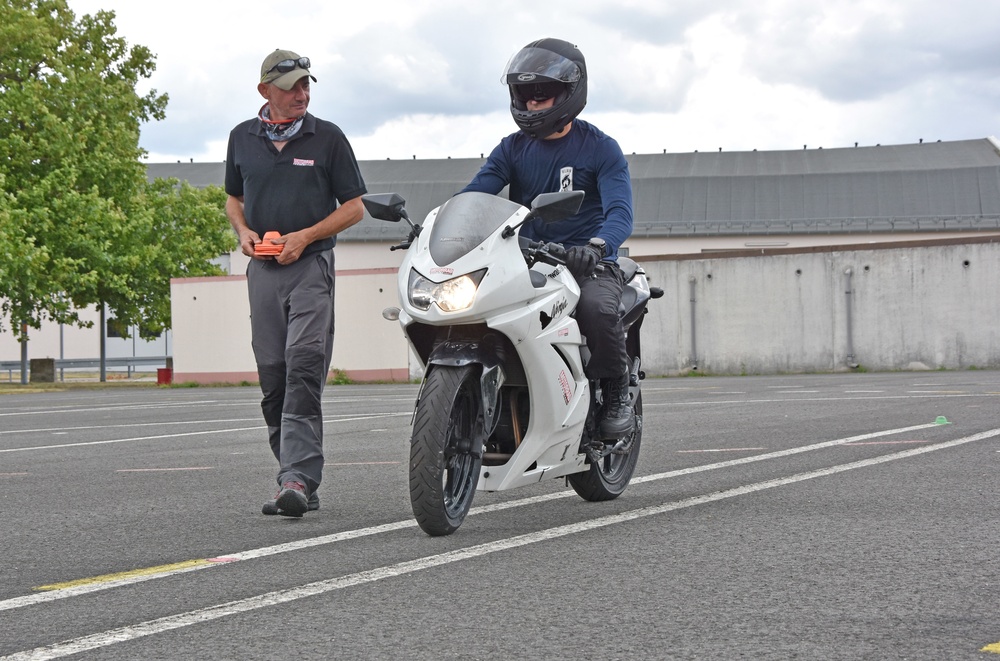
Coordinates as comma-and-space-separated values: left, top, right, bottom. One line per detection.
225, 113, 367, 255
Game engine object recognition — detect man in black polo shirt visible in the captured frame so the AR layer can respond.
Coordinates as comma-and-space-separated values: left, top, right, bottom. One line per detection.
225, 49, 367, 518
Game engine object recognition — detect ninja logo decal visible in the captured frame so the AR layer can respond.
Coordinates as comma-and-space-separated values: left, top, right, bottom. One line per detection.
560, 166, 573, 192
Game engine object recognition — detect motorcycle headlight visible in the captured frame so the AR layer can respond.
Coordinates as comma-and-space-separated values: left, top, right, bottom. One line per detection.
409, 269, 487, 312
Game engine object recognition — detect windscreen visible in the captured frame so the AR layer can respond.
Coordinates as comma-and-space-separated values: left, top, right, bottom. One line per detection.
429, 192, 523, 265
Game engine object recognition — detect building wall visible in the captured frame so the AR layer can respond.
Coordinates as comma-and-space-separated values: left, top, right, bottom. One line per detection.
165, 237, 999, 384
639, 237, 1000, 374
6, 237, 999, 380
169, 268, 410, 384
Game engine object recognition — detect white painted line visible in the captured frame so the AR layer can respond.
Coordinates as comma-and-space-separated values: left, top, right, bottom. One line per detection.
645, 393, 995, 407
633, 422, 944, 484
115, 468, 214, 473
0, 420, 953, 615
842, 441, 929, 446
4, 427, 998, 661
0, 413, 411, 454
0, 519, 418, 613
0, 401, 232, 419
1, 418, 262, 436
677, 448, 767, 453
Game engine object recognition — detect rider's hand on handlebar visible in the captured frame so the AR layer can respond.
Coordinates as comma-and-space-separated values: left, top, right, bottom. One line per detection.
565, 243, 604, 278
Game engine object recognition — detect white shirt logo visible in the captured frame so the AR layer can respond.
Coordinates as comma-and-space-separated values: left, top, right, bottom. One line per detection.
560, 166, 573, 192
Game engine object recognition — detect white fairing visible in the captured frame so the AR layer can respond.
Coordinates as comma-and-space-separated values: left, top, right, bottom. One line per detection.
396, 192, 591, 490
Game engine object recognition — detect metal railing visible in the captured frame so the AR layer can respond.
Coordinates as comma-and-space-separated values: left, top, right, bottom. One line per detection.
0, 356, 170, 382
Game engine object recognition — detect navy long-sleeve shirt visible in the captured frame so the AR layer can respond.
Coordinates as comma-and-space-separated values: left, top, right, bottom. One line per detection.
461, 119, 633, 260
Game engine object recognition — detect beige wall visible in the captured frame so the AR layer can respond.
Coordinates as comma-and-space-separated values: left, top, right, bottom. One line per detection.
169, 268, 410, 384
229, 231, 1000, 274
172, 236, 1000, 384
6, 230, 1000, 381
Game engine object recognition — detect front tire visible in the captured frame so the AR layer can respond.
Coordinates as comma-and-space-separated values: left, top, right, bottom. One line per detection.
409, 365, 484, 536
568, 391, 642, 501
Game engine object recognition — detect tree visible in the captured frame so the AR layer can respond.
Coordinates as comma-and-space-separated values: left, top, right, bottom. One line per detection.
119, 179, 234, 339
0, 1, 233, 342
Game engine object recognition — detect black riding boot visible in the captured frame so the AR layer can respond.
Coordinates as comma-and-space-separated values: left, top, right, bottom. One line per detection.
599, 372, 634, 440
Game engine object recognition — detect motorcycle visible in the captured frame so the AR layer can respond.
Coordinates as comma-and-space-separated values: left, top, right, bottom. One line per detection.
363, 190, 662, 536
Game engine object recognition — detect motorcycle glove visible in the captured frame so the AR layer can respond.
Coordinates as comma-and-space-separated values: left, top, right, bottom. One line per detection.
565, 243, 604, 279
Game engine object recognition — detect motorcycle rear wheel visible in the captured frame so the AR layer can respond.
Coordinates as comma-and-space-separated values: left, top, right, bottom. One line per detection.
409, 364, 483, 536
568, 391, 642, 501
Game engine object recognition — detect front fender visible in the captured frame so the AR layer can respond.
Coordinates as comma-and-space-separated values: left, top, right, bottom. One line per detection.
426, 339, 506, 437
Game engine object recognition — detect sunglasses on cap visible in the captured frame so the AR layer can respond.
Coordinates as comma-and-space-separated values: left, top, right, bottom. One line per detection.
265, 56, 311, 75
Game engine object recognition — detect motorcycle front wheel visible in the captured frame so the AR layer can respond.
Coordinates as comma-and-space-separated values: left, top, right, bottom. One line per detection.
409, 364, 483, 536
568, 391, 643, 501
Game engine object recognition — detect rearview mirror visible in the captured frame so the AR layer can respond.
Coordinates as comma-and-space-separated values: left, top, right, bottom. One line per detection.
529, 190, 585, 223
362, 193, 407, 222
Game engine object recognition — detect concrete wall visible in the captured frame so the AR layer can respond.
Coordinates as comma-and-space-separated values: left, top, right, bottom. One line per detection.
638, 237, 1000, 375
10, 237, 992, 382
169, 269, 410, 384
166, 237, 999, 383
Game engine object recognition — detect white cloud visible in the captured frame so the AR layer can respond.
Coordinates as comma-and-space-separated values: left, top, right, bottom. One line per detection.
66, 0, 1000, 164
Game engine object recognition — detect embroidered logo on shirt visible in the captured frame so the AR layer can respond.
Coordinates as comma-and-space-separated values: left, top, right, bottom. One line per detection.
293, 158, 315, 166
560, 166, 573, 191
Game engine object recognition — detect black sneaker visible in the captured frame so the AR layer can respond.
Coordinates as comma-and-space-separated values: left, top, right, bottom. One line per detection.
268, 481, 309, 518
599, 374, 634, 440
262, 491, 319, 516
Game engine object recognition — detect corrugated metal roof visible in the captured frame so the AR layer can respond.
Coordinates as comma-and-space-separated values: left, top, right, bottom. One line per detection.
146, 137, 1000, 240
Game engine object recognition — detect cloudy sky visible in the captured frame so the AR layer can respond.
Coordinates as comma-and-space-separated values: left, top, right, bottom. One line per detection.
66, 0, 1000, 164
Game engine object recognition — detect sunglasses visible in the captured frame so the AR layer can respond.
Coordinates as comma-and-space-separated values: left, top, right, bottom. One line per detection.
265, 57, 311, 75
513, 82, 565, 103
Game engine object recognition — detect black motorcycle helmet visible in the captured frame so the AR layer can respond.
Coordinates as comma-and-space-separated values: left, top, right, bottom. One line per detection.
502, 38, 587, 139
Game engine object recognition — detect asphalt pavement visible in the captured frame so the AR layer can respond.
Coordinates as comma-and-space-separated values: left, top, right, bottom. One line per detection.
1, 372, 998, 660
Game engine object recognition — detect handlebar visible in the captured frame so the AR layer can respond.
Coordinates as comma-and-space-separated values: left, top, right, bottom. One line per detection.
520, 238, 604, 274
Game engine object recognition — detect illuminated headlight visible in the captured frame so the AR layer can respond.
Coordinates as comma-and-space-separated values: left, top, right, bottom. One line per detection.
408, 269, 486, 312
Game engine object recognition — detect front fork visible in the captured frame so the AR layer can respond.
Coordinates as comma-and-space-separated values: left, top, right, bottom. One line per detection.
420, 336, 507, 446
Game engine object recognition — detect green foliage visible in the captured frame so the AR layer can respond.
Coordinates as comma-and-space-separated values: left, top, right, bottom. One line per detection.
0, 1, 233, 341
328, 369, 353, 385
119, 180, 234, 338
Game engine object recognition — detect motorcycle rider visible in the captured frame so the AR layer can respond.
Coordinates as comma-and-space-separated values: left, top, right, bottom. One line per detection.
461, 37, 635, 440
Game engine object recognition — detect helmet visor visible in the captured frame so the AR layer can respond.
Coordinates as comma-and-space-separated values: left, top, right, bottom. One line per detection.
501, 47, 582, 85
511, 81, 566, 104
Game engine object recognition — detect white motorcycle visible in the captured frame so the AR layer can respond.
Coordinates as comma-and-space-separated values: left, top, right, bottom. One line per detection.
363, 190, 662, 536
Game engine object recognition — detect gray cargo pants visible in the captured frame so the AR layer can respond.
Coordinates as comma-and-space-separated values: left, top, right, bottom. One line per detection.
247, 250, 335, 497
